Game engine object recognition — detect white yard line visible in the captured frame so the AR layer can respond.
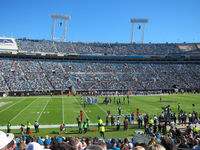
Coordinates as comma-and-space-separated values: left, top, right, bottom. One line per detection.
73, 97, 89, 119
0, 123, 100, 129
9, 98, 39, 123
0, 98, 26, 113
95, 103, 131, 116
94, 103, 107, 114
36, 98, 51, 122
62, 96, 64, 123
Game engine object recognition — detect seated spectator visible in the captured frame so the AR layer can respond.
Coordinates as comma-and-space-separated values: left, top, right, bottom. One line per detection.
68, 137, 82, 150
25, 142, 43, 150
148, 144, 166, 150
160, 136, 175, 150
110, 138, 120, 150
85, 145, 103, 150
134, 146, 145, 150
0, 131, 16, 150
148, 137, 156, 146
97, 140, 107, 150
44, 138, 51, 149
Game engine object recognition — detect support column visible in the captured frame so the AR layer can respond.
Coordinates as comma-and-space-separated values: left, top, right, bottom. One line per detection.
63, 19, 68, 42
141, 23, 146, 43
130, 23, 134, 44
51, 18, 56, 41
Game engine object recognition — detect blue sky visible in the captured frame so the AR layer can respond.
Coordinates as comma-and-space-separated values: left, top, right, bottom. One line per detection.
0, 0, 199, 43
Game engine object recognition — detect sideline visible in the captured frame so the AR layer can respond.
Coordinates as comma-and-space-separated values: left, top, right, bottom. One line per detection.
0, 124, 100, 130
1, 122, 198, 130
0, 122, 138, 130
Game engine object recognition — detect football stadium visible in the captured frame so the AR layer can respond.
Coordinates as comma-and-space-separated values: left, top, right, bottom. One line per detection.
0, 0, 200, 150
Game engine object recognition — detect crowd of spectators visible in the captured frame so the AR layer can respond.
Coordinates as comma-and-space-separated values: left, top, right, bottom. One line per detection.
0, 59, 31, 91
39, 61, 69, 90
0, 58, 200, 92
0, 74, 9, 92
17, 39, 38, 53
1, 119, 200, 150
37, 40, 57, 53
16, 39, 200, 56
20, 60, 53, 91
54, 42, 75, 54
1, 104, 199, 149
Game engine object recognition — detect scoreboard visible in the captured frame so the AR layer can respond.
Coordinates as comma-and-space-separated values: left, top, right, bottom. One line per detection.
0, 37, 18, 51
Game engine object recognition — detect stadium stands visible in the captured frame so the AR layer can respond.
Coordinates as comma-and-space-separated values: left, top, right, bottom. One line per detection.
17, 39, 200, 56
17, 39, 38, 53
0, 59, 31, 91
0, 57, 199, 92
1, 38, 200, 149
0, 39, 200, 93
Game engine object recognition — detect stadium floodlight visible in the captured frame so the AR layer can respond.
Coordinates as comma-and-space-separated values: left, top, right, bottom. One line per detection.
51, 14, 71, 42
130, 18, 149, 44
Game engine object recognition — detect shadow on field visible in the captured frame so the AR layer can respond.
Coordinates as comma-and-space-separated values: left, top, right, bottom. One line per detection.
13, 132, 21, 135
51, 131, 59, 134
65, 130, 79, 135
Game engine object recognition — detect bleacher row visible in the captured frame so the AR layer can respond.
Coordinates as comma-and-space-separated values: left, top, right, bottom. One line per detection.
16, 39, 200, 56
0, 58, 200, 92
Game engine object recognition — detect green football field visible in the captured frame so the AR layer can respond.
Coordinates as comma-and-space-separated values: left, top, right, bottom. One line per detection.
0, 94, 199, 126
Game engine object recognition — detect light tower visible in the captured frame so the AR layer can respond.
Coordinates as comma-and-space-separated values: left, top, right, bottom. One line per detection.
130, 18, 148, 44
51, 14, 71, 42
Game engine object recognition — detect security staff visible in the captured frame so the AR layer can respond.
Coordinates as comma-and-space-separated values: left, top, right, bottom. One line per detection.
149, 118, 154, 126
98, 118, 103, 131
193, 125, 199, 136
83, 122, 87, 133
100, 125, 105, 139
27, 121, 31, 134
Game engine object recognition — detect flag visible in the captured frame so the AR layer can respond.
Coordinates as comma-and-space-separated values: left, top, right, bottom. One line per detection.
59, 22, 62, 27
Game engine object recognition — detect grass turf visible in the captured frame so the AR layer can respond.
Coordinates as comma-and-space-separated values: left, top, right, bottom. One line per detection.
1, 125, 143, 140
0, 94, 199, 139
0, 94, 199, 126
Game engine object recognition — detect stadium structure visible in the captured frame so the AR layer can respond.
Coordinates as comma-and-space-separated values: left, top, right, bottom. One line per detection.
0, 36, 200, 96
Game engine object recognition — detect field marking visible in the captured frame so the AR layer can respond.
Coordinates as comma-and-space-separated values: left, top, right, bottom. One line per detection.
73, 97, 89, 119
122, 108, 129, 115
0, 101, 12, 107
94, 103, 107, 114
0, 123, 101, 129
9, 98, 39, 123
62, 96, 64, 123
36, 98, 51, 122
0, 98, 26, 113
95, 102, 129, 116
95, 103, 131, 116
